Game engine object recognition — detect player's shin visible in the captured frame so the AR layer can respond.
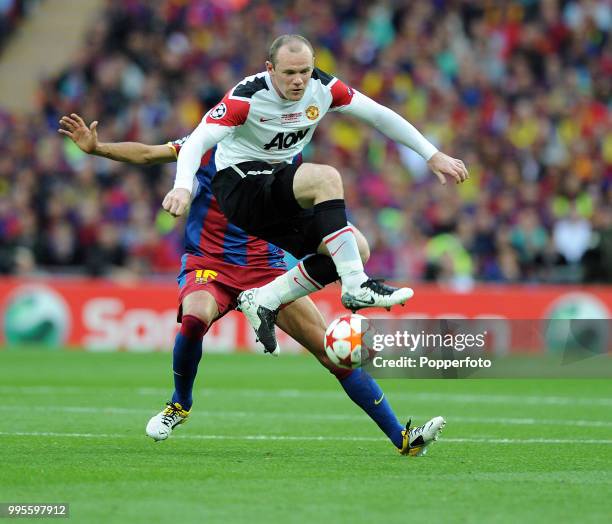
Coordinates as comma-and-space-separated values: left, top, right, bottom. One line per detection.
254, 255, 337, 310
315, 199, 367, 291
338, 368, 404, 448
171, 315, 208, 410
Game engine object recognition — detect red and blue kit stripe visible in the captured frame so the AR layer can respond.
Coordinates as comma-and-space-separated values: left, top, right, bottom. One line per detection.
170, 141, 287, 287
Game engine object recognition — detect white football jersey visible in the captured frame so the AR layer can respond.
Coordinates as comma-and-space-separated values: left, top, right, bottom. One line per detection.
204, 68, 354, 170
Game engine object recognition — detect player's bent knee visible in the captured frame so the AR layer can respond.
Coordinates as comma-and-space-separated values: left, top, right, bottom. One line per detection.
317, 165, 343, 198
182, 291, 219, 325
294, 163, 343, 205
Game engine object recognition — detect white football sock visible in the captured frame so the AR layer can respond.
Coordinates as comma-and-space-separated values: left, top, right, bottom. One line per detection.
323, 226, 367, 291
255, 260, 323, 310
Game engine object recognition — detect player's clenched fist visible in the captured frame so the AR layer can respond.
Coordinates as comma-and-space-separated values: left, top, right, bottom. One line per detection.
162, 188, 191, 217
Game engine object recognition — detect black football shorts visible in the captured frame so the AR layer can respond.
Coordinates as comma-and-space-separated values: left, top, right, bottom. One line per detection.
211, 160, 320, 259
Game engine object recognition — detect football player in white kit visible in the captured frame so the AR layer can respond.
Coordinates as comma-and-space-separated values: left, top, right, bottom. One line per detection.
59, 112, 447, 456
163, 34, 468, 355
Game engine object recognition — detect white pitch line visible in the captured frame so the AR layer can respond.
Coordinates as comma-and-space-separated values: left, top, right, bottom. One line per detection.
0, 405, 610, 428
441, 437, 612, 445
2, 385, 612, 407
1, 431, 611, 445
406, 392, 612, 407
139, 388, 612, 407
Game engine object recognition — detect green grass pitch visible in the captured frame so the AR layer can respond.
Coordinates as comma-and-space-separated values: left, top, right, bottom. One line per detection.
1, 349, 611, 523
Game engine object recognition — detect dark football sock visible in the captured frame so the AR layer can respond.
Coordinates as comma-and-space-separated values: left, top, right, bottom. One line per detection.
171, 315, 208, 411
313, 199, 348, 239
339, 368, 404, 448
302, 254, 339, 286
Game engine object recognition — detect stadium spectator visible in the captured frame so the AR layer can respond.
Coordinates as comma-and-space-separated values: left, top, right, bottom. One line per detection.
553, 206, 592, 264
0, 0, 37, 52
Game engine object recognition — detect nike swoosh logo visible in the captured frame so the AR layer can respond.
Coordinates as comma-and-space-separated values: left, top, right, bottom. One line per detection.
355, 297, 375, 305
374, 393, 385, 405
260, 117, 276, 122
293, 277, 311, 293
330, 241, 347, 257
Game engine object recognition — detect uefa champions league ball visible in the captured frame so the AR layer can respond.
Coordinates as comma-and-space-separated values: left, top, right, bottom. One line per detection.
324, 314, 374, 369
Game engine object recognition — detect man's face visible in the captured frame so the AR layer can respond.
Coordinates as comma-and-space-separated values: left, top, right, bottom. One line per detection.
266, 45, 314, 101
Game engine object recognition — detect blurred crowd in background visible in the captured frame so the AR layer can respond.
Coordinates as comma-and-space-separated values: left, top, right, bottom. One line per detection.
0, 0, 37, 51
0, 0, 610, 286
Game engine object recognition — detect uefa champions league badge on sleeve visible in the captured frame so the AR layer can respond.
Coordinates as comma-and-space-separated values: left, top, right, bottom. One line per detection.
210, 103, 227, 120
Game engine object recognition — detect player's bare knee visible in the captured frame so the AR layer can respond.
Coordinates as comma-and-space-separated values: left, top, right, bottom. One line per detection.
182, 292, 218, 325
317, 165, 343, 200
182, 305, 214, 325
294, 164, 343, 206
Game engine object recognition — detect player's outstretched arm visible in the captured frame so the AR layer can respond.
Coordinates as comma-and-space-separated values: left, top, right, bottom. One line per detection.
340, 92, 468, 185
58, 113, 175, 164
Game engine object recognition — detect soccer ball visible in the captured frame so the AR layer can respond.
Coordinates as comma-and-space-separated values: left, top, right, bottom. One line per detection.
324, 313, 374, 369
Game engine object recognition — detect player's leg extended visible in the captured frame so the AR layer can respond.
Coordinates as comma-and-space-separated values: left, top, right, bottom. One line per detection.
292, 163, 413, 311
246, 226, 369, 311
146, 290, 218, 441
292, 163, 366, 291
277, 298, 446, 454
276, 297, 446, 454
239, 226, 369, 354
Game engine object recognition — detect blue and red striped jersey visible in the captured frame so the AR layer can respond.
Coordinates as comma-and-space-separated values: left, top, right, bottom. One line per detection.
169, 138, 287, 270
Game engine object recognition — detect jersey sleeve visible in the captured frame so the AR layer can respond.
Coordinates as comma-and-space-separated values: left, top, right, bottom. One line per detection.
169, 135, 215, 168
204, 90, 250, 127
311, 68, 355, 111
173, 122, 231, 191
168, 135, 190, 156
329, 78, 355, 110
339, 89, 438, 160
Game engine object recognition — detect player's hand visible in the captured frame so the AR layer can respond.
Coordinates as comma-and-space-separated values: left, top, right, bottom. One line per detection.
162, 188, 191, 217
427, 152, 469, 185
58, 113, 99, 154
